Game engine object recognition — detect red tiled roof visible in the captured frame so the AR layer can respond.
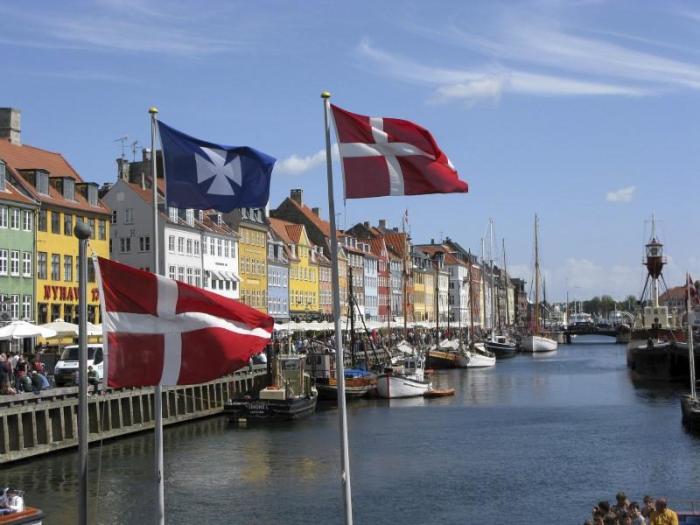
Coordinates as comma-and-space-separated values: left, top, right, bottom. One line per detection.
0, 178, 36, 206
268, 217, 295, 244
0, 139, 110, 215
286, 198, 331, 237
660, 286, 686, 301
384, 231, 409, 258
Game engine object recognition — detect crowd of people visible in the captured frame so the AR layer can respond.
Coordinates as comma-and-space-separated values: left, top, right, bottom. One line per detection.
0, 352, 51, 395
585, 493, 681, 525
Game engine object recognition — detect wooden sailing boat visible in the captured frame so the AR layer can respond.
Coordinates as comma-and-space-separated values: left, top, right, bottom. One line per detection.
521, 215, 558, 353
485, 235, 517, 358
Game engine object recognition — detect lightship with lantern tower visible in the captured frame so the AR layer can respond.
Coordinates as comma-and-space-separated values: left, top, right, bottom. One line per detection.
626, 216, 686, 380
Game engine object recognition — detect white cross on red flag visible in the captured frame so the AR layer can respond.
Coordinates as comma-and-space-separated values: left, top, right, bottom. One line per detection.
96, 257, 273, 388
331, 104, 468, 199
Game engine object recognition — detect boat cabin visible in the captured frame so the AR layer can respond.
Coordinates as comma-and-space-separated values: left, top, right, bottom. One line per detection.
260, 355, 312, 401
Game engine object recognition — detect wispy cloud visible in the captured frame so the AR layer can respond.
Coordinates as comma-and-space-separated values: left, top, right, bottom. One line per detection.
0, 1, 255, 57
606, 186, 636, 203
357, 3, 700, 105
276, 145, 338, 176
356, 40, 646, 105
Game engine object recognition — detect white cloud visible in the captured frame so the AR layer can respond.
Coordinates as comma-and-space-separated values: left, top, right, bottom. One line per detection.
606, 186, 636, 203
356, 40, 647, 105
275, 144, 338, 176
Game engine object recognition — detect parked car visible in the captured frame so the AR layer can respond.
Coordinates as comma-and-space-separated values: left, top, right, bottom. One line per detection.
53, 344, 104, 387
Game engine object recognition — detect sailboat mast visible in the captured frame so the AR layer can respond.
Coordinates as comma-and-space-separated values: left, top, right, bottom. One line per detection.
503, 238, 510, 327
468, 250, 475, 341
534, 214, 540, 336
688, 274, 697, 399
489, 219, 496, 342
349, 266, 355, 368
481, 238, 487, 334
402, 213, 408, 339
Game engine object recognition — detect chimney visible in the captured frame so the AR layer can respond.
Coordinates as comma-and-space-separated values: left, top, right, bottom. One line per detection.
0, 108, 21, 145
290, 188, 303, 205
431, 238, 435, 244
116, 157, 130, 181
378, 219, 386, 230
363, 221, 370, 228
312, 207, 320, 216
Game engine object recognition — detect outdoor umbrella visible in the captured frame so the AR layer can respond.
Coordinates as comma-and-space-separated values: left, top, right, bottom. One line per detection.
39, 318, 79, 338
0, 320, 57, 340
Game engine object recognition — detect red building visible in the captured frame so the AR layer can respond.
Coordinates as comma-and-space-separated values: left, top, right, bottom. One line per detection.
370, 237, 390, 322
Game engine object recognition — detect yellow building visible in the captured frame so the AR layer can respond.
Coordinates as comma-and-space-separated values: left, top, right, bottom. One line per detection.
0, 125, 110, 324
424, 272, 435, 323
225, 208, 268, 313
269, 218, 319, 320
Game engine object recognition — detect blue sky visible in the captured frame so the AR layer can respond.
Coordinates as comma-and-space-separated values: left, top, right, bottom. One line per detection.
2, 0, 700, 302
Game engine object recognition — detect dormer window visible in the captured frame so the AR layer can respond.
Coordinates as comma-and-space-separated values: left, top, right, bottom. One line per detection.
0, 161, 5, 191
169, 206, 178, 222
241, 208, 248, 219
217, 213, 223, 226
64, 178, 75, 201
87, 184, 98, 206
198, 210, 204, 222
36, 171, 49, 195
186, 209, 195, 226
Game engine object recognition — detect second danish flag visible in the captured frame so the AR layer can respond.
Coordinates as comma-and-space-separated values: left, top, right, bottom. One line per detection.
330, 104, 468, 199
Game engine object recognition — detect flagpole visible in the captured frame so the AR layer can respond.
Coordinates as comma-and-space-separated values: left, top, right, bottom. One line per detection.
322, 91, 354, 525
75, 220, 91, 525
149, 106, 166, 525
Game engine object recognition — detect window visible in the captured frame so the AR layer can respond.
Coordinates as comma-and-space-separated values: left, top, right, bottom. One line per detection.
37, 252, 47, 279
64, 255, 73, 281
98, 219, 106, 240
22, 210, 32, 231
186, 209, 194, 226
111, 210, 117, 224
168, 235, 175, 252
0, 250, 6, 275
9, 295, 19, 320
22, 295, 31, 321
217, 239, 222, 257
177, 237, 184, 254
186, 239, 192, 254
139, 236, 151, 252
195, 268, 201, 287
88, 258, 95, 283
186, 267, 193, 284
0, 206, 6, 228
87, 185, 98, 206
10, 208, 19, 230
89, 218, 95, 239
51, 254, 60, 281
224, 240, 230, 258
202, 237, 208, 254
9, 251, 18, 276
178, 267, 185, 282
38, 209, 47, 231
124, 208, 134, 224
120, 237, 131, 252
169, 207, 178, 222
169, 266, 176, 280
36, 171, 49, 195
51, 211, 60, 233
22, 252, 31, 276
0, 161, 4, 191
210, 240, 215, 255
63, 213, 73, 235
194, 240, 200, 255
64, 179, 75, 200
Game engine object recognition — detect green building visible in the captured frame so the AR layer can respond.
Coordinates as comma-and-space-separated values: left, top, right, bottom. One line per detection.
0, 158, 38, 329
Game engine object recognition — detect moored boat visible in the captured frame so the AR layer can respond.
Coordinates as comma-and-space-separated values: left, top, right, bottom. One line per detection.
377, 355, 431, 398
306, 352, 377, 400
521, 334, 558, 353
0, 489, 44, 525
484, 335, 518, 358
468, 343, 497, 367
225, 354, 318, 422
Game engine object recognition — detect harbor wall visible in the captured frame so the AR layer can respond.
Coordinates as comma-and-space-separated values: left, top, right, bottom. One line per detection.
0, 365, 267, 464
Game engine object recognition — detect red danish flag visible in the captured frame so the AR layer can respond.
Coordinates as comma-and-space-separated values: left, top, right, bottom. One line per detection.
331, 104, 468, 199
96, 257, 273, 388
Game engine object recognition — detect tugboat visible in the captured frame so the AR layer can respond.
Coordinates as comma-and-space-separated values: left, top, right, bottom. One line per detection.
377, 354, 431, 399
224, 353, 318, 422
627, 216, 685, 380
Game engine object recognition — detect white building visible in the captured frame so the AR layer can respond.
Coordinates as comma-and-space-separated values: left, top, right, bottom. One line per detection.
103, 177, 239, 298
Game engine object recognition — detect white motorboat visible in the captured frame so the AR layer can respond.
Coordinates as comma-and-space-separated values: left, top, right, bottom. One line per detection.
468, 343, 497, 367
521, 334, 558, 353
377, 355, 431, 398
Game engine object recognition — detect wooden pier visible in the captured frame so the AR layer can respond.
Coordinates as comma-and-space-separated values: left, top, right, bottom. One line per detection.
0, 365, 267, 464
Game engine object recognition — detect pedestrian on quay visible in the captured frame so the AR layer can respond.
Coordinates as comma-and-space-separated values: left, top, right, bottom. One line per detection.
14, 356, 29, 392
629, 502, 646, 525
642, 496, 655, 523
87, 365, 100, 395
613, 492, 631, 521
649, 498, 678, 525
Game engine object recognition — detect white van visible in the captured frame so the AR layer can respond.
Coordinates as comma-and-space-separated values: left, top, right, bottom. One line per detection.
53, 344, 104, 387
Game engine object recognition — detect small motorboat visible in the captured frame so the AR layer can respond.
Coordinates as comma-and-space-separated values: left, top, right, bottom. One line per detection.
468, 343, 497, 368
424, 388, 455, 398
0, 489, 44, 525
484, 334, 518, 359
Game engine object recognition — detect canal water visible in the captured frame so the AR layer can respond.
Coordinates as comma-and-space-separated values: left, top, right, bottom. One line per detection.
4, 337, 700, 524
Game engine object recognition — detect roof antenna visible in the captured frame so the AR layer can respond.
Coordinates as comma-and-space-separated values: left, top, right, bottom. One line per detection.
114, 135, 128, 159
131, 140, 140, 162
